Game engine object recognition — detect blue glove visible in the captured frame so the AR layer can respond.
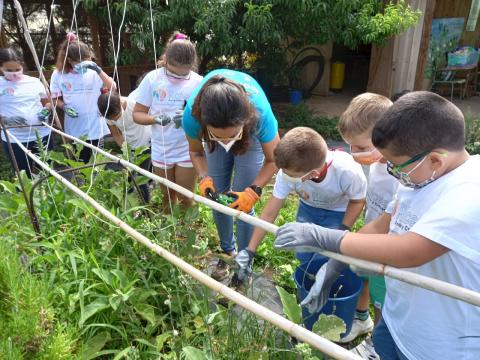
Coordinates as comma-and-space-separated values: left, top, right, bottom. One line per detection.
234, 249, 255, 281
274, 222, 347, 253
75, 60, 102, 74
301, 259, 347, 313
64, 105, 78, 118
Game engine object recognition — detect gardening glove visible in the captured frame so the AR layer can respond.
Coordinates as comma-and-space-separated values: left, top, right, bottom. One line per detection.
76, 60, 102, 74
37, 107, 51, 121
172, 110, 183, 129
199, 176, 216, 199
63, 105, 79, 118
274, 222, 348, 254
2, 116, 28, 127
301, 259, 347, 313
234, 249, 255, 281
226, 187, 259, 213
153, 114, 173, 126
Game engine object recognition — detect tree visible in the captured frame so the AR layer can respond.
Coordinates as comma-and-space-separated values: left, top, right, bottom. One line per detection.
81, 0, 420, 74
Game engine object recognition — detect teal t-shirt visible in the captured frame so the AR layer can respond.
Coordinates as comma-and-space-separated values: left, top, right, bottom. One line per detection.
182, 69, 278, 143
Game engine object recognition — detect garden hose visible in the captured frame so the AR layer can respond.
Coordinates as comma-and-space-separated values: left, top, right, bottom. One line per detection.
289, 47, 325, 99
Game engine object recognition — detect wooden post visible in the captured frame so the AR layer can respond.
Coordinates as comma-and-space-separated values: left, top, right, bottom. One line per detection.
87, 14, 103, 65
414, 0, 436, 90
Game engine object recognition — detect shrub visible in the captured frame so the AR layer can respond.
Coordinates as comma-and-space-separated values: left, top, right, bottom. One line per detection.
278, 104, 342, 141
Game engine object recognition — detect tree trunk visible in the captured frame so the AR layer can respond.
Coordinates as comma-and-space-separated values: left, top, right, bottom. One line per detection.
45, 0, 59, 62
7, 0, 35, 69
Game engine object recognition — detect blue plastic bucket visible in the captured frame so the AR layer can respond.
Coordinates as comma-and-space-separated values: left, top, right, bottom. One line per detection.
294, 257, 363, 337
289, 89, 303, 105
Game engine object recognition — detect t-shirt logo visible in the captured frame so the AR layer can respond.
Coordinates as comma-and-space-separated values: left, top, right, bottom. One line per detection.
153, 88, 167, 101
0, 87, 15, 96
61, 81, 73, 92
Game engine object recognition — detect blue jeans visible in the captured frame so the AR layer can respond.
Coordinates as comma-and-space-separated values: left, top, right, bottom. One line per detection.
2, 135, 53, 178
372, 318, 409, 360
206, 139, 264, 253
295, 202, 345, 264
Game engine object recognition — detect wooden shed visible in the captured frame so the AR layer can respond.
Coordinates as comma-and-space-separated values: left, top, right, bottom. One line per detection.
369, 0, 480, 98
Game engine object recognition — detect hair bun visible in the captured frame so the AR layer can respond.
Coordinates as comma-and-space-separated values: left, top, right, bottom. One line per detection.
66, 32, 77, 42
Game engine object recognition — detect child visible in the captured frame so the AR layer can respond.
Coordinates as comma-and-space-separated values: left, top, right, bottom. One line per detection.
133, 32, 203, 209
97, 91, 151, 151
50, 32, 116, 163
0, 48, 52, 177
234, 127, 367, 287
97, 91, 152, 202
275, 91, 480, 360
336, 93, 395, 351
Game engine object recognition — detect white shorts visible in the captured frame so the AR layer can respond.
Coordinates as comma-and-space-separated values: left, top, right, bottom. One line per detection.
152, 159, 193, 170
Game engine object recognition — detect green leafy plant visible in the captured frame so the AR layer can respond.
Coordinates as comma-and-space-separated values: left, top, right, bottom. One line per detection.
465, 114, 480, 155
279, 104, 342, 141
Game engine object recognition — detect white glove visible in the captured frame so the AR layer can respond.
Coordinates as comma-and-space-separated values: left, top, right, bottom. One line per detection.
234, 249, 255, 281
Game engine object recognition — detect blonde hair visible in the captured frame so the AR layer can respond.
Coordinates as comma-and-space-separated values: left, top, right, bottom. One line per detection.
274, 127, 327, 172
338, 93, 393, 137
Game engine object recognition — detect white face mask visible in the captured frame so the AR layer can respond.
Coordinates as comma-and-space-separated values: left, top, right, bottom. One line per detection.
3, 69, 23, 82
217, 139, 236, 152
281, 170, 311, 184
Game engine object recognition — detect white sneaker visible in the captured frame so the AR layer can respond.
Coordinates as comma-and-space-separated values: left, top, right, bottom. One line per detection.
350, 337, 380, 360
338, 316, 374, 343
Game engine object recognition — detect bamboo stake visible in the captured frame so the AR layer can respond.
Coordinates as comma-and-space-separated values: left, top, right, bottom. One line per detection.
43, 123, 480, 308
7, 130, 361, 360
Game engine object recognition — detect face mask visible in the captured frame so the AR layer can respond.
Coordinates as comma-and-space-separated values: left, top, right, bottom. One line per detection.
351, 147, 383, 165
217, 139, 236, 152
73, 63, 87, 74
165, 68, 190, 84
387, 156, 436, 189
3, 69, 23, 82
281, 170, 312, 184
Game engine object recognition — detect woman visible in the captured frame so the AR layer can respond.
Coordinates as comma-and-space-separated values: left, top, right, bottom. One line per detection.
0, 48, 52, 177
183, 69, 280, 280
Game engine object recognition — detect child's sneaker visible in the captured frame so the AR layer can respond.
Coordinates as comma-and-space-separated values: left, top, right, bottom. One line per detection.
338, 315, 374, 343
350, 337, 380, 360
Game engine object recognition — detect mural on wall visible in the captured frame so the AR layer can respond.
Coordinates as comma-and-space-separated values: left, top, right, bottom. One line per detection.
425, 17, 465, 79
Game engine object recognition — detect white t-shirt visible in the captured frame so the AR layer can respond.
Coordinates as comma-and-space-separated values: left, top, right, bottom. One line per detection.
135, 67, 203, 163
0, 75, 51, 143
364, 161, 399, 223
50, 69, 110, 140
106, 94, 151, 149
272, 150, 367, 211
383, 155, 480, 360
